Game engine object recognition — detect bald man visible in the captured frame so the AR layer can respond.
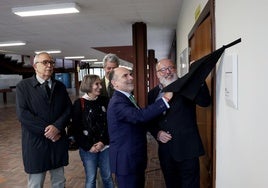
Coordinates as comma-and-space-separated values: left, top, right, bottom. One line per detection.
107, 67, 172, 188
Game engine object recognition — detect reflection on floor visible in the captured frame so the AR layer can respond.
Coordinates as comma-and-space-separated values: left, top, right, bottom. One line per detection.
0, 89, 166, 188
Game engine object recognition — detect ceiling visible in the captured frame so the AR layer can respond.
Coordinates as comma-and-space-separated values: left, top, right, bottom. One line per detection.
0, 0, 182, 64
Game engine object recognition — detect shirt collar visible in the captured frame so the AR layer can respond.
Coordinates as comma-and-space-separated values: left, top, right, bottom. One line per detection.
115, 89, 131, 98
36, 75, 51, 85
158, 83, 164, 90
82, 93, 98, 100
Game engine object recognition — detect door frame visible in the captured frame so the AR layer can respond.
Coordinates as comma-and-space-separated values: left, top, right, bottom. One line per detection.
188, 1, 216, 187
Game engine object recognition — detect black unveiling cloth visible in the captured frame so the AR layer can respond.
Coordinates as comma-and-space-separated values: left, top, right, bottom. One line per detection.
162, 38, 241, 100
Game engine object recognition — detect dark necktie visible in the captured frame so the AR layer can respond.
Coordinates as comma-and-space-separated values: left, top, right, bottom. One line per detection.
44, 81, 51, 98
129, 95, 139, 108
107, 82, 113, 98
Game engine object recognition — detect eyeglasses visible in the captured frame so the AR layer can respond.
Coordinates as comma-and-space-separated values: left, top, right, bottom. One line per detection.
157, 66, 175, 73
36, 60, 55, 66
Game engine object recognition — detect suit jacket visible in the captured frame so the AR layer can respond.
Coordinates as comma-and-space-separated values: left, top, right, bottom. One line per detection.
101, 77, 114, 98
148, 83, 211, 161
107, 90, 168, 175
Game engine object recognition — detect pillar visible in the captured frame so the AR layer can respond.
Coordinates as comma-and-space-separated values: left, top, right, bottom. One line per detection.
132, 22, 147, 107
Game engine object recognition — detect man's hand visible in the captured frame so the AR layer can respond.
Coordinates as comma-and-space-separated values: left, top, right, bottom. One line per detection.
51, 134, 61, 142
44, 125, 60, 142
157, 131, 172, 143
163, 92, 173, 102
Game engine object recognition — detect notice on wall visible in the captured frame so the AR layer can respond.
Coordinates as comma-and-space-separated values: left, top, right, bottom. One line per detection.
224, 53, 238, 109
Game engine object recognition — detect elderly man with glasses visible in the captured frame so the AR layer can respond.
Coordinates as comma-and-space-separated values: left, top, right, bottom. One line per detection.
148, 58, 211, 188
16, 52, 72, 188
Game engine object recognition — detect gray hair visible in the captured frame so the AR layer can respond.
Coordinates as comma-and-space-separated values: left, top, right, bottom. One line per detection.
102, 53, 120, 68
33, 52, 53, 64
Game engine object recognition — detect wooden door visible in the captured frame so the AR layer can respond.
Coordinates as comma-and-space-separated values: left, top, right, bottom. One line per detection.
189, 15, 213, 188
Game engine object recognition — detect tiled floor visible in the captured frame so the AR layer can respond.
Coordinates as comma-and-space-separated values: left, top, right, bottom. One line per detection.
0, 90, 166, 188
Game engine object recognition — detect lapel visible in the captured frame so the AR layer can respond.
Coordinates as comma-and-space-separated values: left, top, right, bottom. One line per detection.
114, 91, 133, 106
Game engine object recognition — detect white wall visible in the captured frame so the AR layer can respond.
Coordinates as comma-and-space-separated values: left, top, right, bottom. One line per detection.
177, 0, 268, 187
215, 0, 268, 187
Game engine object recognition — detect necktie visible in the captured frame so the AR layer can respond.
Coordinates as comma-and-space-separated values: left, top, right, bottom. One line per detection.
107, 82, 113, 98
44, 81, 51, 98
129, 95, 139, 108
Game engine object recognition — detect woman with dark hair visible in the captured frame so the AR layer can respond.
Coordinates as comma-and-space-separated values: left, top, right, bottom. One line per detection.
72, 74, 114, 188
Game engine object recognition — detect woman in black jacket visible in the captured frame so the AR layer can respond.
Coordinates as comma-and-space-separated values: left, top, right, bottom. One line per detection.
72, 74, 114, 188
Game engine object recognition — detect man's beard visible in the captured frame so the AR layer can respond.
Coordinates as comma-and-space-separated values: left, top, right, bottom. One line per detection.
160, 73, 178, 87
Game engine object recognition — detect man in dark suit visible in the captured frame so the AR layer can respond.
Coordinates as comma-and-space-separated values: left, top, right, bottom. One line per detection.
148, 59, 211, 188
107, 67, 173, 188
16, 52, 72, 188
100, 53, 120, 187
101, 53, 120, 98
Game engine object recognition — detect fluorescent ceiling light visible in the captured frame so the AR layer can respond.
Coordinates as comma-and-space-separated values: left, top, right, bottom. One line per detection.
35, 50, 61, 54
93, 61, 104, 64
0, 50, 14, 53
81, 59, 98, 62
0, 41, 26, 47
65, 56, 85, 59
12, 3, 80, 17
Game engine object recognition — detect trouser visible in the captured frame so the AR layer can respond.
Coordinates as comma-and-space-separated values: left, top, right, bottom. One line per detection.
159, 148, 200, 188
116, 172, 145, 188
28, 167, 65, 188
